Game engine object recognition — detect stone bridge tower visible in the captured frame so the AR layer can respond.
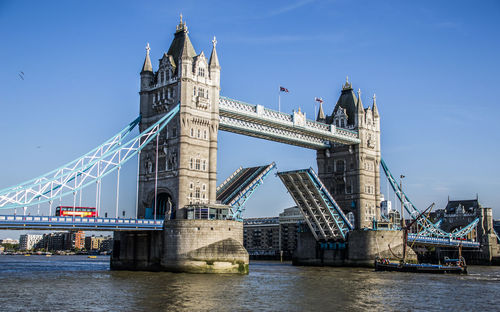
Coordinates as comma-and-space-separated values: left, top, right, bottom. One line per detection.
137, 18, 220, 219
316, 79, 381, 229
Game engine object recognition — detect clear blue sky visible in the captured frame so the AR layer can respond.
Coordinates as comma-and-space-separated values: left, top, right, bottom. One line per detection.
0, 0, 499, 238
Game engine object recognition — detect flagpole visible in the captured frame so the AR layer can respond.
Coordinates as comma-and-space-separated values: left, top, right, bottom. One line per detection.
278, 85, 281, 112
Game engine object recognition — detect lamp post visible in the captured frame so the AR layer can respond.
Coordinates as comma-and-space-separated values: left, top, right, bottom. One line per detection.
399, 175, 405, 228
400, 174, 406, 262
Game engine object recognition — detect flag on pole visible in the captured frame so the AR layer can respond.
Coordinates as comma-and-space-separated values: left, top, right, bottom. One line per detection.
279, 86, 289, 93
314, 97, 323, 104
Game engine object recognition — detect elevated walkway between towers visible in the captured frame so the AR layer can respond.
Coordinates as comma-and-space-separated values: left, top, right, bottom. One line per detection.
277, 168, 353, 241
216, 163, 276, 219
218, 96, 360, 149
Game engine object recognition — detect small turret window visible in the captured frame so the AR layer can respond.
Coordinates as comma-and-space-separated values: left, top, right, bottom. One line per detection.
193, 87, 196, 96
198, 67, 205, 77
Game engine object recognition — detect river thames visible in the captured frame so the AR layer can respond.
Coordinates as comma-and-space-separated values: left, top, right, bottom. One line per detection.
0, 255, 499, 311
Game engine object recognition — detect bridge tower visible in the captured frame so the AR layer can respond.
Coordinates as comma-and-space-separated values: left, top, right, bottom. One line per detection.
316, 79, 381, 229
137, 17, 220, 219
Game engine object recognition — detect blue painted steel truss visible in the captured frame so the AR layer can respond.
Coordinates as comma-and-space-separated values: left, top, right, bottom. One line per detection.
217, 163, 276, 220
278, 168, 353, 241
0, 104, 179, 210
381, 158, 479, 239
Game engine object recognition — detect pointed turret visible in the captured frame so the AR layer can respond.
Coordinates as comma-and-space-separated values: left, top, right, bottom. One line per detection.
140, 43, 154, 92
333, 76, 357, 126
356, 88, 365, 128
357, 88, 364, 114
209, 36, 221, 85
372, 94, 379, 118
209, 36, 220, 69
316, 101, 325, 122
141, 43, 153, 73
167, 14, 196, 67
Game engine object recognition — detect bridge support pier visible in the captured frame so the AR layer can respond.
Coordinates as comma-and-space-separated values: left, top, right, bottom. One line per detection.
111, 219, 249, 274
293, 229, 417, 267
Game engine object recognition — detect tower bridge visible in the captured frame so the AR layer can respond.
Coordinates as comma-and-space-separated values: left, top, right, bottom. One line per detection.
0, 17, 496, 272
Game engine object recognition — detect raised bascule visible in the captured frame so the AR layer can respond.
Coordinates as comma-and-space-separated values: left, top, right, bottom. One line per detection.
0, 17, 497, 272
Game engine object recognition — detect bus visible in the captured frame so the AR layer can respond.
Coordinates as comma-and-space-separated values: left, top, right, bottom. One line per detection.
55, 206, 98, 217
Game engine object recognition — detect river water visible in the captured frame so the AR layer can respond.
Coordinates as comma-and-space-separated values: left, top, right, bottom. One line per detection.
0, 256, 499, 312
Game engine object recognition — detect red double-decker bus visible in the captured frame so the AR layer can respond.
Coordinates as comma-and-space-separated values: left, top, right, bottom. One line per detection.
55, 206, 98, 217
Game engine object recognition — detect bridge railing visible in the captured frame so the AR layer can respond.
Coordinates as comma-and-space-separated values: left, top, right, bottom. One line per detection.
407, 233, 480, 248
0, 215, 163, 226
219, 96, 360, 143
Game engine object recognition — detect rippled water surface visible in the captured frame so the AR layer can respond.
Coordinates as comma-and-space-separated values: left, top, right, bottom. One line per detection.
0, 255, 499, 311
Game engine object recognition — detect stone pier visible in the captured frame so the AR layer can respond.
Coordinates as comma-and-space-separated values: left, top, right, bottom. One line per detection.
111, 219, 249, 274
293, 229, 417, 267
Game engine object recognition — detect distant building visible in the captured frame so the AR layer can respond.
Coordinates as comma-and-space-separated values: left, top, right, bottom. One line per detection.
42, 232, 66, 251
0, 238, 19, 245
243, 217, 280, 257
278, 207, 304, 258
381, 200, 392, 216
64, 231, 85, 250
243, 207, 305, 259
429, 198, 488, 241
101, 237, 113, 252
19, 234, 43, 251
85, 235, 112, 251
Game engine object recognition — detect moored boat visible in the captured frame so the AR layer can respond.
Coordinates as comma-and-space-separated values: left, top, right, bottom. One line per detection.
375, 257, 467, 274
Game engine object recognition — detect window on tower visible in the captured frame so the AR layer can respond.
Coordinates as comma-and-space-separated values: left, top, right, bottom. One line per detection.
198, 67, 205, 77
336, 160, 345, 173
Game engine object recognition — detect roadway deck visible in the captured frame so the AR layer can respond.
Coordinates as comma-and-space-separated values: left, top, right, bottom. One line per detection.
0, 215, 163, 231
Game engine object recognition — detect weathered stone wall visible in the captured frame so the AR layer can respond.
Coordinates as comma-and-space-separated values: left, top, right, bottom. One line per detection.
293, 229, 416, 267
111, 219, 249, 274
162, 219, 248, 273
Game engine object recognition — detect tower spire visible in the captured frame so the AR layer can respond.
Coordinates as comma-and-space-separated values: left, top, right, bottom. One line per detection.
343, 75, 352, 90
316, 101, 325, 122
209, 36, 220, 68
357, 88, 364, 115
176, 13, 188, 33
372, 93, 379, 118
141, 43, 153, 73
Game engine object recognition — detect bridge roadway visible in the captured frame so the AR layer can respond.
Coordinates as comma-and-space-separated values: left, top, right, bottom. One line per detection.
0, 215, 163, 231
